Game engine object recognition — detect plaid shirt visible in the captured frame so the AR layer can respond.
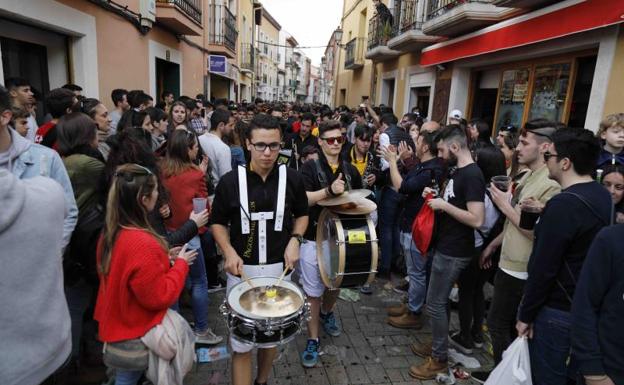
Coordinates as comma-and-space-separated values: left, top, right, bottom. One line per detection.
189, 118, 206, 135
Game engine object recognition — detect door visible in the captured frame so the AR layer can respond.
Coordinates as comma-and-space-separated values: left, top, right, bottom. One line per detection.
156, 58, 180, 101
408, 86, 430, 118
1, 36, 51, 119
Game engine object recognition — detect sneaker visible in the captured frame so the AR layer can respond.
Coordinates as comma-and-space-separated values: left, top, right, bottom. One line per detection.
359, 283, 373, 295
195, 328, 223, 345
392, 280, 409, 294
386, 302, 408, 317
301, 339, 320, 368
387, 312, 423, 329
449, 332, 473, 355
410, 341, 432, 358
320, 311, 341, 337
470, 370, 491, 384
409, 356, 448, 380
207, 283, 225, 293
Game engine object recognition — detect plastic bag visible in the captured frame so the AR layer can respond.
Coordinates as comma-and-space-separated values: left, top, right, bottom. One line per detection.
412, 193, 435, 255
484, 337, 532, 385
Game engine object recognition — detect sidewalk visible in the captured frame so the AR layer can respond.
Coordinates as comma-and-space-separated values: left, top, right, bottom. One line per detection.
185, 279, 494, 385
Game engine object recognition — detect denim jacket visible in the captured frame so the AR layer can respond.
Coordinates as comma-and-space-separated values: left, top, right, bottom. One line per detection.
7, 130, 78, 250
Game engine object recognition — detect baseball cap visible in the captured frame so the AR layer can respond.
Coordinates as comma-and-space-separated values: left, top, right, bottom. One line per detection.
450, 109, 462, 119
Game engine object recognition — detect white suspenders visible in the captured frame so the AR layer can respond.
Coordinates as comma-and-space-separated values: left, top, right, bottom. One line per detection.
238, 165, 287, 264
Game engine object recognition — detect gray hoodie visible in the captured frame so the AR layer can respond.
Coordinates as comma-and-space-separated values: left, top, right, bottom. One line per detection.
0, 128, 78, 250
0, 170, 72, 385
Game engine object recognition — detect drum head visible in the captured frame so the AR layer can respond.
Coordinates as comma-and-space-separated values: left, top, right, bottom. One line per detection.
316, 209, 342, 288
227, 277, 305, 320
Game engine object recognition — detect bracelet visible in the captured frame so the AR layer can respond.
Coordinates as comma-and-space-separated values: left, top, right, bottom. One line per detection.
327, 185, 337, 197
585, 375, 608, 381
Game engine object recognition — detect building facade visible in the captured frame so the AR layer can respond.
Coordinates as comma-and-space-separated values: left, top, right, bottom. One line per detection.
255, 7, 281, 101
320, 28, 341, 107
335, 0, 624, 132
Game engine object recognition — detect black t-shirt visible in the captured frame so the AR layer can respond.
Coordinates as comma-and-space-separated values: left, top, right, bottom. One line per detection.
284, 133, 318, 169
210, 165, 308, 265
434, 163, 485, 257
399, 157, 445, 233
300, 153, 363, 241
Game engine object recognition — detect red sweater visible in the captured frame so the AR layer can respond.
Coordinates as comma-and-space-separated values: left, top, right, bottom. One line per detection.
162, 168, 209, 234
94, 228, 189, 342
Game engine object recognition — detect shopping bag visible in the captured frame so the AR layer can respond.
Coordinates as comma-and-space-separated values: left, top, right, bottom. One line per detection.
484, 337, 533, 385
411, 193, 435, 255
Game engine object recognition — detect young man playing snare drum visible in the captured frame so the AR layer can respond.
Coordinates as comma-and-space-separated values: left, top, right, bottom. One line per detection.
298, 120, 363, 367
211, 114, 308, 385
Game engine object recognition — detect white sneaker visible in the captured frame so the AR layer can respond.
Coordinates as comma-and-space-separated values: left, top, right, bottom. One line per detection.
195, 328, 223, 345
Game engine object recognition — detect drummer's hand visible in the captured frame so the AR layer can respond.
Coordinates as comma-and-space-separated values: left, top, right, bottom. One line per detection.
284, 238, 300, 270
330, 173, 345, 195
224, 253, 244, 276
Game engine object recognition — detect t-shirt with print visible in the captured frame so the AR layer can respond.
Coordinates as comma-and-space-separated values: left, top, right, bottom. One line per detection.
434, 162, 485, 258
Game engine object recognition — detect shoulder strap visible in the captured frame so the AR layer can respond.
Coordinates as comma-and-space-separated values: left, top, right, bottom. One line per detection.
314, 159, 328, 188
342, 161, 352, 191
238, 165, 250, 234
560, 191, 609, 225
274, 165, 287, 231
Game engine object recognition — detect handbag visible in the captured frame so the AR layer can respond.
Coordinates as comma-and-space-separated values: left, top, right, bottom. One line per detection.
102, 338, 149, 371
411, 192, 435, 256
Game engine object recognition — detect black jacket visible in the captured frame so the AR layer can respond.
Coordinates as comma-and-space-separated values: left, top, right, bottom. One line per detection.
149, 210, 198, 247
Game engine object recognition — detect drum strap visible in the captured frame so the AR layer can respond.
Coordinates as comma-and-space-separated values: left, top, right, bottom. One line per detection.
238, 165, 288, 264
313, 159, 352, 190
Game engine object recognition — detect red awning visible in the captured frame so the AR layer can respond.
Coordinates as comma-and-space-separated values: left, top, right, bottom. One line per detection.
420, 0, 624, 66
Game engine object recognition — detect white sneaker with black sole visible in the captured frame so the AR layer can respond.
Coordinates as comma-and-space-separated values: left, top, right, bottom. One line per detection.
449, 332, 473, 355
195, 328, 223, 345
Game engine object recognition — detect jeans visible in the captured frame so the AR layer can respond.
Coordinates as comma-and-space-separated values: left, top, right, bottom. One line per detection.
114, 369, 143, 385
65, 279, 94, 359
529, 306, 573, 385
487, 269, 526, 364
400, 231, 427, 314
427, 250, 472, 361
186, 235, 209, 332
457, 248, 488, 345
379, 186, 402, 273
199, 230, 220, 288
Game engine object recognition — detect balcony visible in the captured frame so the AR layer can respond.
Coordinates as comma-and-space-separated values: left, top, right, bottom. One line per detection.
155, 0, 203, 36
240, 43, 254, 73
366, 14, 401, 62
344, 37, 365, 70
492, 0, 561, 7
387, 0, 443, 51
207, 3, 238, 58
423, 0, 519, 37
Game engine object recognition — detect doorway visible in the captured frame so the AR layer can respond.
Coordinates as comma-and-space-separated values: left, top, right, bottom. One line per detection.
568, 55, 597, 128
156, 58, 180, 101
381, 78, 395, 109
1, 36, 51, 120
408, 86, 430, 118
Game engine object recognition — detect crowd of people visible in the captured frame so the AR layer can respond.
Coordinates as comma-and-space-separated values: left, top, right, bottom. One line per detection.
0, 76, 623, 385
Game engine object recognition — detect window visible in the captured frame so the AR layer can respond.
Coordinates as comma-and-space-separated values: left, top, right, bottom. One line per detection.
496, 69, 530, 130
528, 63, 571, 123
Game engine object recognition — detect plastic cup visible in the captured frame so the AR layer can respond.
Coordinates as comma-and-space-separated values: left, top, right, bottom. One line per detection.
491, 175, 512, 192
192, 198, 207, 214
519, 201, 542, 230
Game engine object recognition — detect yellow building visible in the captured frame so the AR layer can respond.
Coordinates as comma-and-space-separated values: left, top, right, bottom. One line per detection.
334, 0, 375, 108
255, 7, 281, 101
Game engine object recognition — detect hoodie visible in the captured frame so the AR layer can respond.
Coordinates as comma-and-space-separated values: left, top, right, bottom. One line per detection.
0, 170, 72, 385
0, 128, 78, 250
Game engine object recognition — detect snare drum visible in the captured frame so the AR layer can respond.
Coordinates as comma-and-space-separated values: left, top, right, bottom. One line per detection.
316, 208, 379, 289
221, 276, 309, 348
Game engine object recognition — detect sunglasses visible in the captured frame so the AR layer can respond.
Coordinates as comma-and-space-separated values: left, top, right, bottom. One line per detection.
321, 135, 345, 145
543, 151, 563, 162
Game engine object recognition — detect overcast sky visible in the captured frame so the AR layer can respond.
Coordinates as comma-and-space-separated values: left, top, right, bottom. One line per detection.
260, 0, 343, 66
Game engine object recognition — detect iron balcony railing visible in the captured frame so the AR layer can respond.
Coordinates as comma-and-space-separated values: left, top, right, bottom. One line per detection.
428, 0, 491, 20
345, 37, 365, 69
368, 13, 394, 50
208, 3, 238, 52
156, 0, 202, 25
394, 0, 424, 35
240, 43, 254, 71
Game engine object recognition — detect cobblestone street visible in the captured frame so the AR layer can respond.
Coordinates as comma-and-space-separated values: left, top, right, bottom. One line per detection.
185, 279, 494, 385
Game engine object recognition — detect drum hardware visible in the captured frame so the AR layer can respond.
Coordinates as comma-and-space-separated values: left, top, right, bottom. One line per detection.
335, 270, 378, 276
317, 189, 373, 207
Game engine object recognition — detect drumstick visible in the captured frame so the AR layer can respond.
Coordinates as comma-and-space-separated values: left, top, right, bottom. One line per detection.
240, 270, 255, 288
274, 267, 290, 288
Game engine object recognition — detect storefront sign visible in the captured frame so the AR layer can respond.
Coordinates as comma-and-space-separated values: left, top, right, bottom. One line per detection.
209, 55, 227, 74
420, 0, 624, 66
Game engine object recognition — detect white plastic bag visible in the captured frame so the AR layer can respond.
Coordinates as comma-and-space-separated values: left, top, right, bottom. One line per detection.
484, 337, 533, 385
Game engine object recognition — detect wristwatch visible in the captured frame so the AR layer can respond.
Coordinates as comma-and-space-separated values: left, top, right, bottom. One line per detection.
291, 233, 306, 245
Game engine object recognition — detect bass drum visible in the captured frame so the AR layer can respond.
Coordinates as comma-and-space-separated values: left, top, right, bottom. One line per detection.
316, 208, 378, 289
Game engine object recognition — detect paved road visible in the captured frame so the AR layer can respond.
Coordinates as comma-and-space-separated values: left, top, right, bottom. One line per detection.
185, 279, 494, 385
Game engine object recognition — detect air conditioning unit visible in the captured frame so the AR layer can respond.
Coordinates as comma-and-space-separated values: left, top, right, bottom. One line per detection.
140, 0, 156, 28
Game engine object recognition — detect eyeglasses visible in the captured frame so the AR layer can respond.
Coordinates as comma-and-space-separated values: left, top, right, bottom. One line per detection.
356, 136, 372, 143
321, 135, 345, 145
543, 151, 563, 162
250, 141, 282, 152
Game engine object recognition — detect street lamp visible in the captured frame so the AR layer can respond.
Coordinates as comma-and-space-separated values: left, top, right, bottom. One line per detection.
334, 28, 343, 46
